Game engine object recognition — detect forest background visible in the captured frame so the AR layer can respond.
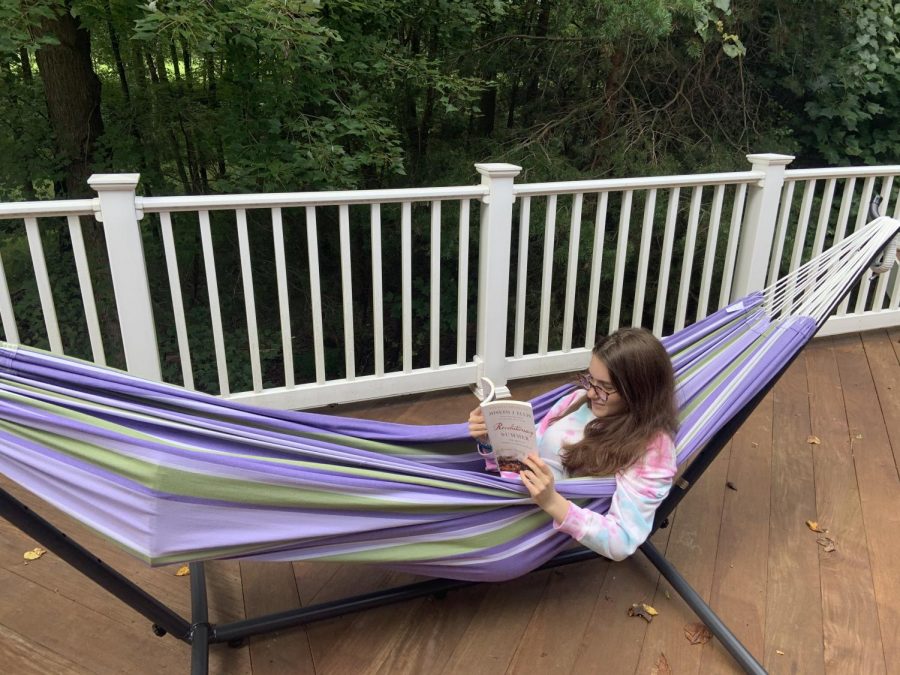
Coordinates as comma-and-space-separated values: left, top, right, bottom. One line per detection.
0, 0, 897, 393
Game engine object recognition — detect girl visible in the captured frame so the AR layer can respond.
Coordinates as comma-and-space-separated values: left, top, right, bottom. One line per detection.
468, 327, 678, 561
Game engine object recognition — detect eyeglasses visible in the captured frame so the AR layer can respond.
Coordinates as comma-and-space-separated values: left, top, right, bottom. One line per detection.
576, 372, 617, 403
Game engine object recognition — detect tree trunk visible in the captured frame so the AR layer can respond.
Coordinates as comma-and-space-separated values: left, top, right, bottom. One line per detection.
34, 2, 105, 197
206, 54, 226, 178
144, 49, 160, 84
170, 41, 182, 81
104, 0, 130, 100
181, 41, 193, 85
507, 77, 519, 128
17, 49, 36, 198
478, 83, 497, 136
19, 48, 33, 83
155, 47, 168, 84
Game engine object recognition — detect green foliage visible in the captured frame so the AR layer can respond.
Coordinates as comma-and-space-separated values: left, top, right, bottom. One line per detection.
0, 0, 897, 391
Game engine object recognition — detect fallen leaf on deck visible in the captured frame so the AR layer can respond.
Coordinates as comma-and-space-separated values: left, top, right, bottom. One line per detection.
807, 435, 821, 445
23, 547, 47, 561
664, 589, 671, 600
628, 603, 658, 622
175, 565, 191, 576
776, 649, 785, 655
684, 622, 713, 645
726, 481, 738, 491
816, 536, 836, 552
651, 652, 672, 675
805, 520, 827, 533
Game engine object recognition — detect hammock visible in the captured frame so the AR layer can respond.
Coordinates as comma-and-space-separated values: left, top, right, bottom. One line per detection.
1, 216, 898, 584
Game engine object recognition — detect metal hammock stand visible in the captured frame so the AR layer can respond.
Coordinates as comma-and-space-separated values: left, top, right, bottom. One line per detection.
2, 204, 896, 675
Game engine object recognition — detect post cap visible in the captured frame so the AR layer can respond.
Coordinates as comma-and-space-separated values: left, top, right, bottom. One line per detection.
745, 153, 794, 167
88, 174, 141, 191
474, 163, 523, 180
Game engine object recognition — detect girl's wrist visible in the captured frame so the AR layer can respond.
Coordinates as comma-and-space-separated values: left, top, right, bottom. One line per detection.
543, 494, 571, 524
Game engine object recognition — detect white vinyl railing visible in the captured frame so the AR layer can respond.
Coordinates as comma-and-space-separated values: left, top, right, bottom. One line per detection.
1, 154, 898, 409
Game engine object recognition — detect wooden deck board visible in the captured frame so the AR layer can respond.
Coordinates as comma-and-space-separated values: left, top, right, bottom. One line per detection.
835, 334, 900, 674
764, 354, 825, 673
2, 334, 899, 674
806, 338, 886, 674
700, 390, 773, 673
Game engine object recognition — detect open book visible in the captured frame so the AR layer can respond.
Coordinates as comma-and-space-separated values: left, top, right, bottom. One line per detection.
479, 377, 538, 473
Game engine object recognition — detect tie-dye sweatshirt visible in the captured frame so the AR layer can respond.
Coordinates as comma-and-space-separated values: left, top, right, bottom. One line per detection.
535, 390, 676, 561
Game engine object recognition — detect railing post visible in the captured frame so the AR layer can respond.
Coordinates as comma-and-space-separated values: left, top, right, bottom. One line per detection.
474, 163, 521, 399
88, 174, 162, 381
731, 153, 794, 298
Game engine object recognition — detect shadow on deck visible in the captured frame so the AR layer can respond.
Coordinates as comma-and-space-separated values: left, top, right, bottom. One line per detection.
1, 331, 899, 674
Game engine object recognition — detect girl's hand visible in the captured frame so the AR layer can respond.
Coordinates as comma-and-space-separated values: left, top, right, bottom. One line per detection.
468, 407, 489, 442
521, 454, 570, 523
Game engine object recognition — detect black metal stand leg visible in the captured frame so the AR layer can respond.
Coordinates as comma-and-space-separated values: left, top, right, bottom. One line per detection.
639, 540, 766, 675
0, 486, 192, 640
189, 562, 210, 675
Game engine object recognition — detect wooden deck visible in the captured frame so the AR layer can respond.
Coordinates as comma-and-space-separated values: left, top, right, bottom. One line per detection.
1, 330, 899, 674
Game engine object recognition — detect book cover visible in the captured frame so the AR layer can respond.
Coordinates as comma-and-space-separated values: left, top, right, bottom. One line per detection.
479, 377, 537, 473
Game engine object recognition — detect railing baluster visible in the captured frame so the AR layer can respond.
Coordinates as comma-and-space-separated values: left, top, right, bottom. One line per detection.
24, 217, 63, 354
159, 212, 193, 389
236, 209, 262, 392
790, 180, 816, 273
67, 215, 106, 365
305, 206, 326, 383
653, 188, 679, 337
338, 204, 355, 380
850, 177, 877, 314
401, 201, 412, 373
697, 185, 724, 321
632, 189, 656, 327
430, 201, 441, 368
538, 195, 557, 354
456, 199, 470, 366
831, 178, 856, 316
562, 193, 583, 351
609, 190, 633, 333
675, 187, 702, 332
198, 210, 229, 395
371, 204, 385, 377
584, 192, 608, 346
766, 181, 795, 288
811, 178, 836, 259
514, 196, 530, 357
871, 177, 895, 311
0, 251, 18, 343
890, 194, 900, 311
782, 180, 817, 315
718, 184, 746, 309
271, 207, 294, 388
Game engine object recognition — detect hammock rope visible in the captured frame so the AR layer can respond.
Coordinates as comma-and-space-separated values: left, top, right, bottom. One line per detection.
1, 216, 898, 582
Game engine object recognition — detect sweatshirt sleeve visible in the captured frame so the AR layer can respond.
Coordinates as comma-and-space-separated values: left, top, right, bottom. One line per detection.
553, 433, 676, 561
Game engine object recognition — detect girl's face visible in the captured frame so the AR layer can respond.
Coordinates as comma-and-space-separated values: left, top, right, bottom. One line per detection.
585, 356, 625, 418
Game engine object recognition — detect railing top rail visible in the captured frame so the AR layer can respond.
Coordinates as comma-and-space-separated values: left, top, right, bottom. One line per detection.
138, 185, 489, 214
0, 198, 96, 220
512, 170, 766, 197
785, 165, 900, 180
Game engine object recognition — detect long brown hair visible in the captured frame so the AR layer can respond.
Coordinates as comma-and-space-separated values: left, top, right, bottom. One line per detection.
556, 328, 678, 477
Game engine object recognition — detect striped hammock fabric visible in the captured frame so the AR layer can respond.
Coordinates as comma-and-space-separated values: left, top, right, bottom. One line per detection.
1, 217, 898, 582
